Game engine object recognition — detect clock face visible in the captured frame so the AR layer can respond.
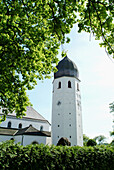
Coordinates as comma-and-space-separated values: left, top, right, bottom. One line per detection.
57, 101, 61, 106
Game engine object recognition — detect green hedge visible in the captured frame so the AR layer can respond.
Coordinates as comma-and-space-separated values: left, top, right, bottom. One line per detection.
0, 141, 114, 170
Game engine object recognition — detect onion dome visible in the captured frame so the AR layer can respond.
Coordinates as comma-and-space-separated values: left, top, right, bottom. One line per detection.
54, 56, 79, 79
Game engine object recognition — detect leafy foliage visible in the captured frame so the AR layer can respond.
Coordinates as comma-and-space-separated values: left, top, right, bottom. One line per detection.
0, 140, 114, 170
87, 139, 97, 146
110, 131, 114, 137
94, 135, 106, 145
110, 140, 114, 146
0, 0, 76, 121
77, 0, 114, 55
0, 0, 113, 120
83, 134, 90, 146
109, 102, 114, 140
109, 102, 114, 113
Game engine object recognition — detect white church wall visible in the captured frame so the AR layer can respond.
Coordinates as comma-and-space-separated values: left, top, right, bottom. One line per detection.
22, 135, 48, 146
46, 137, 52, 145
0, 135, 51, 146
0, 116, 50, 131
14, 135, 22, 144
0, 135, 13, 143
75, 81, 83, 146
52, 76, 83, 146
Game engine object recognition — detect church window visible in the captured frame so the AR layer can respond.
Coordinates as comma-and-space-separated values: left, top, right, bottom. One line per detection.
77, 102, 80, 110
40, 126, 43, 131
57, 101, 61, 106
70, 136, 71, 138
58, 136, 59, 138
18, 123, 22, 129
69, 113, 71, 115
69, 124, 71, 127
58, 125, 60, 127
77, 83, 79, 91
7, 121, 11, 128
68, 81, 71, 88
58, 82, 61, 89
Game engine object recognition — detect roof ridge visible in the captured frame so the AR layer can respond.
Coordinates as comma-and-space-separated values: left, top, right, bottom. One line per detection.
27, 106, 46, 120
1, 107, 51, 125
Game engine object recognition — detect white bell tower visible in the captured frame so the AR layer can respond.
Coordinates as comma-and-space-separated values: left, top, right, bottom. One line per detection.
51, 56, 83, 146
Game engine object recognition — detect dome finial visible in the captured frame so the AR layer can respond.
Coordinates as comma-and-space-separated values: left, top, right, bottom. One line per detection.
54, 57, 79, 79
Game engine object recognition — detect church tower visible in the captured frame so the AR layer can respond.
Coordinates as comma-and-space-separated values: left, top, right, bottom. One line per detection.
52, 56, 83, 146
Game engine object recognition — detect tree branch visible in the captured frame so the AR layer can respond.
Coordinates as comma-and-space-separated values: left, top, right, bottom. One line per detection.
90, 0, 114, 54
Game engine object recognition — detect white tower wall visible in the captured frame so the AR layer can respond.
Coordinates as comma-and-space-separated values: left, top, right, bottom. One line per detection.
52, 76, 83, 146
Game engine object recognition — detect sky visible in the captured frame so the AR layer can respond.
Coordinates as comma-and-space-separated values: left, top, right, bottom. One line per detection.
27, 24, 114, 143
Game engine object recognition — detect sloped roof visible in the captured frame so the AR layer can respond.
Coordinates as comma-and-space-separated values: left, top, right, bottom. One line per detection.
0, 127, 17, 136
25, 107, 46, 120
15, 125, 51, 137
0, 125, 51, 137
5, 106, 50, 125
15, 125, 39, 135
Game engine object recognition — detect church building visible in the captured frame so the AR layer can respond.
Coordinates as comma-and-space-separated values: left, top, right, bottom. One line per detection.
52, 56, 83, 146
0, 106, 51, 145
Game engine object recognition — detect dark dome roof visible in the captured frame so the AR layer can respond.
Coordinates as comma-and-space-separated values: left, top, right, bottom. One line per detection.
54, 56, 79, 79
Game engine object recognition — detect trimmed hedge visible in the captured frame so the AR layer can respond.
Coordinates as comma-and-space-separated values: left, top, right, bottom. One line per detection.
0, 141, 114, 170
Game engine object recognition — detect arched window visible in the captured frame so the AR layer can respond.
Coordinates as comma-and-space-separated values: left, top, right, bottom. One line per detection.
18, 123, 22, 129
77, 83, 79, 91
68, 81, 71, 88
7, 121, 11, 128
40, 126, 43, 131
10, 138, 14, 141
58, 82, 61, 89
31, 141, 39, 144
